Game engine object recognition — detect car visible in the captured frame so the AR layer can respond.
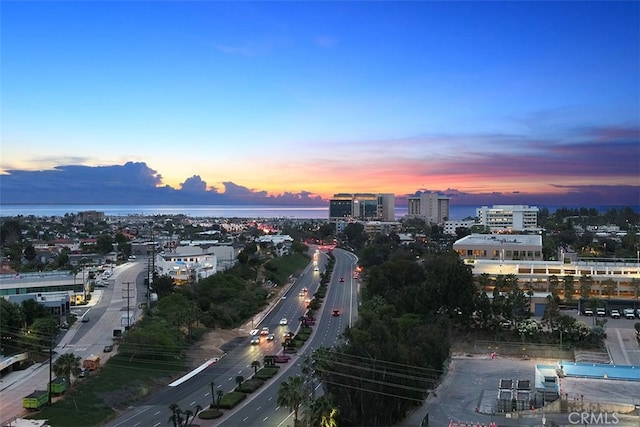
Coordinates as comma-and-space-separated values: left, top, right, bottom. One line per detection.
279, 318, 288, 326
637, 308, 640, 318
623, 308, 636, 319
302, 287, 308, 293
610, 309, 621, 319
266, 333, 275, 341
103, 344, 113, 352
260, 327, 269, 336
298, 291, 305, 297
332, 309, 341, 316
596, 307, 606, 317
314, 266, 319, 272
283, 331, 295, 339
583, 308, 594, 316
339, 277, 344, 283
78, 368, 88, 378
274, 354, 291, 363
499, 320, 512, 329
250, 336, 261, 345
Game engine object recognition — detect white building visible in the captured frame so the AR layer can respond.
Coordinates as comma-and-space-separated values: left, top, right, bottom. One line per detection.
453, 234, 543, 261
406, 192, 451, 224
444, 219, 477, 235
476, 205, 539, 232
156, 246, 218, 285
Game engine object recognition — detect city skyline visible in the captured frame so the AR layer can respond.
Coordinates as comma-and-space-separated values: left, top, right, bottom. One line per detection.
1, 2, 639, 206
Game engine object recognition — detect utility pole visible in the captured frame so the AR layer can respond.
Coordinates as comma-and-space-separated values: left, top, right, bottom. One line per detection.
48, 335, 53, 406
148, 221, 154, 308
122, 281, 134, 330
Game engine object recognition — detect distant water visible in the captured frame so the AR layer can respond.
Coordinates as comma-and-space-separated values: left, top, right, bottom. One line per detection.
0, 204, 635, 220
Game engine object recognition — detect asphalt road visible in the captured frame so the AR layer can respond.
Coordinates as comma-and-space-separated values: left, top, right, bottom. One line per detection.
0, 260, 146, 426
106, 248, 359, 427
215, 248, 359, 427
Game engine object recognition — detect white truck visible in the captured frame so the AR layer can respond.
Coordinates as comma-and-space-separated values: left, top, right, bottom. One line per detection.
121, 313, 135, 329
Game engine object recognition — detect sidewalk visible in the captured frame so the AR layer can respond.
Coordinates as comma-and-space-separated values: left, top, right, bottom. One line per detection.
0, 268, 135, 426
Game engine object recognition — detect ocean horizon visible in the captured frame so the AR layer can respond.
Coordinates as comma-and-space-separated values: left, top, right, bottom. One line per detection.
0, 204, 637, 221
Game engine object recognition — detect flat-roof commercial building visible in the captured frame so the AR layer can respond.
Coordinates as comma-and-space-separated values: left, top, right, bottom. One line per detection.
476, 205, 539, 232
406, 192, 451, 224
453, 234, 543, 261
329, 193, 395, 222
470, 258, 640, 309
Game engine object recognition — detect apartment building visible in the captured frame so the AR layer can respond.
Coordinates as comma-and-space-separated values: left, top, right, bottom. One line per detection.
444, 219, 477, 235
476, 205, 539, 232
406, 192, 451, 224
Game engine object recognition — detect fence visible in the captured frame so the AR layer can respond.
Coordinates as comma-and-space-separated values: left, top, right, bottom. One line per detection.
452, 340, 575, 360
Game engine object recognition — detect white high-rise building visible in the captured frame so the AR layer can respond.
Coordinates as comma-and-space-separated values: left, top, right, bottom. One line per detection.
406, 192, 450, 224
476, 205, 539, 232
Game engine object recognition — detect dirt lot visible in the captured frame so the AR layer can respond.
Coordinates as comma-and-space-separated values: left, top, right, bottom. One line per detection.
184, 328, 248, 369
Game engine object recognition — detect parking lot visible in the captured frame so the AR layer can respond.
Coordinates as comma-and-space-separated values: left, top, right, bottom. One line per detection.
399, 354, 640, 427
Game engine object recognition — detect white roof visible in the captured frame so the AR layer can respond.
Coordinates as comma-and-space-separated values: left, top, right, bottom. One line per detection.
454, 234, 542, 247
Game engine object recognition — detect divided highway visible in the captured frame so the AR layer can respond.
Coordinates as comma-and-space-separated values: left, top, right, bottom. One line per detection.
107, 248, 360, 427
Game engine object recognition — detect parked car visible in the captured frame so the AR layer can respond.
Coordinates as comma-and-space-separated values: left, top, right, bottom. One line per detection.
596, 308, 606, 317
583, 308, 594, 316
103, 345, 113, 352
623, 308, 636, 319
499, 320, 513, 329
610, 309, 621, 319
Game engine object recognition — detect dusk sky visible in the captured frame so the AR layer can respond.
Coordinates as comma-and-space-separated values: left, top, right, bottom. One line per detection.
1, 1, 639, 206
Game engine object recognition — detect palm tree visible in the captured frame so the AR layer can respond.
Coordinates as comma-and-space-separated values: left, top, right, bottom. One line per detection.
216, 390, 224, 410
630, 278, 640, 306
52, 352, 81, 386
168, 403, 184, 427
277, 375, 308, 426
305, 395, 337, 427
563, 275, 575, 303
602, 279, 617, 300
251, 360, 261, 376
548, 275, 560, 296
209, 381, 215, 408
235, 375, 244, 391
579, 274, 593, 300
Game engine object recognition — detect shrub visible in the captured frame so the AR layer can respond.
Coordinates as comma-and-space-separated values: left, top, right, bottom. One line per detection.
254, 367, 279, 380
236, 378, 264, 392
198, 409, 223, 419
218, 391, 246, 409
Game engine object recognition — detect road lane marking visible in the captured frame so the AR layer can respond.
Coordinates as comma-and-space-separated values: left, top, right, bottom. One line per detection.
154, 422, 161, 427
190, 401, 196, 406
615, 328, 632, 365
154, 411, 160, 415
